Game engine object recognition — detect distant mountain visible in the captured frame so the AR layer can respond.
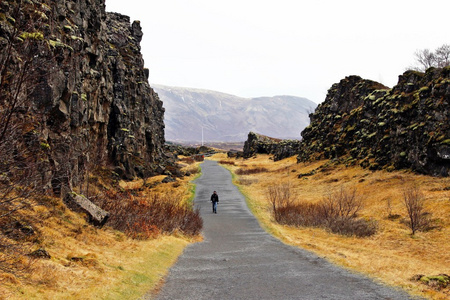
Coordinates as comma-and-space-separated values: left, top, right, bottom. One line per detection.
152, 84, 317, 143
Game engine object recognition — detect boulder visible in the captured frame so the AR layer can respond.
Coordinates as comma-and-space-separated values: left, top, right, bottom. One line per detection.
28, 248, 51, 259
63, 193, 109, 227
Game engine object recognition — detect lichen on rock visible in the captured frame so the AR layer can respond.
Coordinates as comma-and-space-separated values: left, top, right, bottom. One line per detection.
297, 68, 450, 176
0, 0, 170, 195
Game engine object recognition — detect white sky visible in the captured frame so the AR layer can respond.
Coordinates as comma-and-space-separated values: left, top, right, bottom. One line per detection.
105, 0, 450, 104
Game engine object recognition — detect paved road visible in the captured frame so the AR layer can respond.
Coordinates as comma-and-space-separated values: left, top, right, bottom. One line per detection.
153, 160, 416, 300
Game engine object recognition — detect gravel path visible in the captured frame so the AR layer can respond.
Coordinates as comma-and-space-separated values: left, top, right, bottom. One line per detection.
153, 160, 416, 300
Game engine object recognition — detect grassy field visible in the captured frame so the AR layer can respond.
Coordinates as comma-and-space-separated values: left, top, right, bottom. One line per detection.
0, 162, 202, 299
2, 153, 448, 299
212, 153, 450, 300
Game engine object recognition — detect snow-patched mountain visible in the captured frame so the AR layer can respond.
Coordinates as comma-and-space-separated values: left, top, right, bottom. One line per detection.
153, 84, 317, 143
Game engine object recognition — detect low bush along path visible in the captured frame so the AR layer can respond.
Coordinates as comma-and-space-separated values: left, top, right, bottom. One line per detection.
153, 160, 416, 300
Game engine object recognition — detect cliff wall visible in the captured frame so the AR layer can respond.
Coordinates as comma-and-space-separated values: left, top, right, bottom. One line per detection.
243, 132, 301, 161
298, 69, 450, 176
0, 0, 167, 193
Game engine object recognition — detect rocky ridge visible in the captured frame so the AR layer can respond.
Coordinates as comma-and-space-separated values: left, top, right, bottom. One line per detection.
243, 132, 301, 161
0, 0, 169, 194
298, 68, 450, 176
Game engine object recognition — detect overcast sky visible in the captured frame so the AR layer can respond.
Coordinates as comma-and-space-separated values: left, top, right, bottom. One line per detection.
105, 0, 449, 104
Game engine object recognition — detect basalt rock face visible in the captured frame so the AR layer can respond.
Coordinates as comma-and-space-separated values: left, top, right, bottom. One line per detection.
0, 0, 167, 193
298, 69, 450, 176
243, 132, 301, 161
105, 13, 166, 179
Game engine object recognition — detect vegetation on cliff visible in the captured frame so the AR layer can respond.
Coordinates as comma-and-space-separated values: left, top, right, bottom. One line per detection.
298, 68, 450, 177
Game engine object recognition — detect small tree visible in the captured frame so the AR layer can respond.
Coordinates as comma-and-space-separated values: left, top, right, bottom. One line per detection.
410, 44, 450, 71
403, 185, 430, 235
434, 44, 450, 68
413, 49, 436, 71
267, 183, 292, 222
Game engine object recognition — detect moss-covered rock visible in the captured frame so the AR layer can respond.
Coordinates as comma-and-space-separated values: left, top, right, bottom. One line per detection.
0, 1, 170, 192
413, 274, 449, 290
297, 69, 450, 177
243, 132, 300, 161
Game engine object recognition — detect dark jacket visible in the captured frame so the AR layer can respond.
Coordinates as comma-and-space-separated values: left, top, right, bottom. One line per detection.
211, 193, 219, 203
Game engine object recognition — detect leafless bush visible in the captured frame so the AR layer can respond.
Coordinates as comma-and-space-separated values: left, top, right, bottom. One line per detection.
218, 160, 235, 165
97, 190, 203, 238
327, 217, 377, 237
385, 198, 401, 220
267, 183, 293, 223
1, 0, 56, 220
321, 186, 363, 222
409, 44, 450, 71
236, 178, 258, 186
193, 155, 204, 162
403, 185, 431, 235
180, 157, 195, 164
273, 202, 324, 227
268, 185, 377, 237
235, 167, 268, 175
0, 128, 42, 218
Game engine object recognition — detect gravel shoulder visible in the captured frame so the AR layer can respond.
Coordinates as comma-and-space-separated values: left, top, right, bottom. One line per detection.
153, 160, 417, 300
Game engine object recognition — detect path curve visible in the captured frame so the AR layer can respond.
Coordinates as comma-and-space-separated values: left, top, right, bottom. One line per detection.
153, 160, 415, 300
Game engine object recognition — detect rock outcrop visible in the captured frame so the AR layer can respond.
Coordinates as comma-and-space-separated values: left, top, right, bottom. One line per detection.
0, 0, 168, 194
298, 69, 450, 176
243, 132, 301, 161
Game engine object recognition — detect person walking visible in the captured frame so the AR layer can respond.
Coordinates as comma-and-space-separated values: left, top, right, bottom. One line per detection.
211, 191, 219, 213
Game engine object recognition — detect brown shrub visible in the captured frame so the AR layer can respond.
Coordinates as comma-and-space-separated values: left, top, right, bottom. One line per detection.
180, 157, 195, 164
193, 155, 204, 162
268, 185, 377, 237
218, 160, 235, 165
97, 190, 202, 238
403, 185, 431, 235
321, 186, 363, 222
235, 167, 268, 175
327, 217, 377, 237
273, 202, 324, 227
236, 178, 258, 186
267, 183, 292, 223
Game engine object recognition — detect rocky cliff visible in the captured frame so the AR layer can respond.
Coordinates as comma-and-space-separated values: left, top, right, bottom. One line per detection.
298, 68, 450, 176
243, 132, 301, 161
0, 0, 167, 193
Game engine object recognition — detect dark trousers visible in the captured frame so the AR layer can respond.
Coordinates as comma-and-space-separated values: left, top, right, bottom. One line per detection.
212, 201, 218, 213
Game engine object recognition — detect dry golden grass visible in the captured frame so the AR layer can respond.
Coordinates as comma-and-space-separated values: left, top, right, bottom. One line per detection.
0, 162, 202, 299
212, 153, 450, 300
